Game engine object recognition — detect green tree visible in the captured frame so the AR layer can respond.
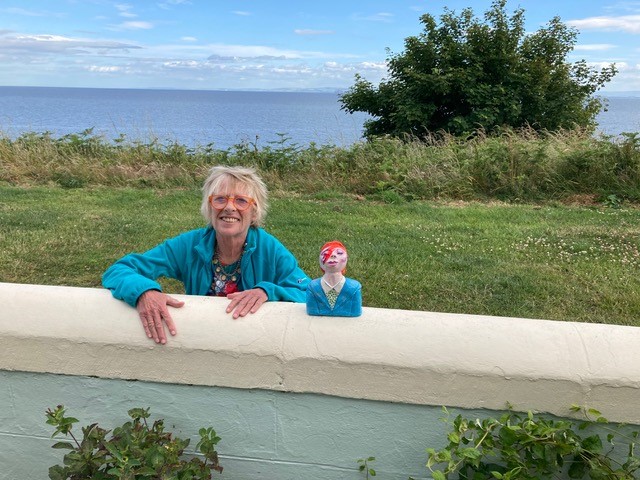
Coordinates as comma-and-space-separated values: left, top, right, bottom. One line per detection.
340, 0, 617, 138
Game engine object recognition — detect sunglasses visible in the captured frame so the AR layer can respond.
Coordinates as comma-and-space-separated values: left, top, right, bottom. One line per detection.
208, 194, 255, 211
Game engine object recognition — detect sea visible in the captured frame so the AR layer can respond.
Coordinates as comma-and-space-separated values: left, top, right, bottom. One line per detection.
0, 86, 638, 150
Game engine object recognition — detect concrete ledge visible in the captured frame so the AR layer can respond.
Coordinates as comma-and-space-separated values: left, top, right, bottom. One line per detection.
2, 282, 639, 424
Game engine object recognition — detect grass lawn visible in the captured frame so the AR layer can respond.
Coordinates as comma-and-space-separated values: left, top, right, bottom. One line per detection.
1, 185, 639, 326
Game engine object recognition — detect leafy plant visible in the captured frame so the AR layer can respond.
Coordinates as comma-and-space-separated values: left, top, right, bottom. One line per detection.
45, 405, 223, 480
357, 456, 377, 479
426, 405, 640, 479
602, 194, 623, 209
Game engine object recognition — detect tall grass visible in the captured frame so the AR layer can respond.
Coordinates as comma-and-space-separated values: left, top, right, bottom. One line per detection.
1, 127, 639, 202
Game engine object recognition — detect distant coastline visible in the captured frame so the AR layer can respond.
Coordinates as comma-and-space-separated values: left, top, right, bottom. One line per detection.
1, 84, 639, 97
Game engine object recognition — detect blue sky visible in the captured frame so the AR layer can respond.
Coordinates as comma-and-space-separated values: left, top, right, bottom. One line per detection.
1, 0, 639, 92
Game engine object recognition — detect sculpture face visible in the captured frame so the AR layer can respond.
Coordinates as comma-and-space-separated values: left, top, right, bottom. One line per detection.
319, 245, 348, 274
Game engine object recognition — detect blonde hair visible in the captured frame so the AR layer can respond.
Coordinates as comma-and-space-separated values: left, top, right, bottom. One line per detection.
200, 166, 269, 227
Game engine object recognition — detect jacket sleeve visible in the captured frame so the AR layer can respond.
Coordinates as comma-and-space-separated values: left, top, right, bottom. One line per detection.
101, 232, 192, 307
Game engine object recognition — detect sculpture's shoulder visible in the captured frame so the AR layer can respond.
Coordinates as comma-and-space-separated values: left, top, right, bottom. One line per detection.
343, 278, 362, 294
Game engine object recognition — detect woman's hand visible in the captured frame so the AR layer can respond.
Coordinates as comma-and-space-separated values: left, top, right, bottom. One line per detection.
226, 288, 268, 319
136, 290, 185, 344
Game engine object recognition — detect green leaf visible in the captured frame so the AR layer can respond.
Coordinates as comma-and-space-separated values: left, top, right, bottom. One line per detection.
51, 441, 74, 449
136, 467, 157, 475
568, 457, 586, 478
48, 465, 67, 480
432, 471, 447, 480
582, 435, 603, 453
498, 426, 518, 446
105, 442, 124, 462
460, 448, 482, 460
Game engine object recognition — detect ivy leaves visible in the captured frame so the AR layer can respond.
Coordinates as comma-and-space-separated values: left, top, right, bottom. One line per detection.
426, 406, 639, 479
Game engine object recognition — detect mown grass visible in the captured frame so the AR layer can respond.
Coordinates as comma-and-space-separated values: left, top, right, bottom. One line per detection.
1, 186, 638, 326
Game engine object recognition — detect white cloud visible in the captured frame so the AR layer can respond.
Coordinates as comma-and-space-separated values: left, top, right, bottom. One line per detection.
360, 12, 395, 23
567, 15, 640, 34
181, 36, 197, 42
207, 54, 286, 63
323, 61, 387, 72
0, 33, 141, 55
87, 65, 122, 72
232, 11, 251, 16
3, 7, 64, 18
204, 44, 303, 59
115, 4, 135, 17
116, 21, 154, 30
158, 0, 191, 8
358, 61, 387, 71
589, 61, 629, 70
603, 2, 640, 14
294, 29, 335, 35
163, 60, 200, 68
574, 44, 617, 51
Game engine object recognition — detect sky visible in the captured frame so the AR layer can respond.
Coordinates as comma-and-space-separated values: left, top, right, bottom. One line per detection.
1, 0, 639, 93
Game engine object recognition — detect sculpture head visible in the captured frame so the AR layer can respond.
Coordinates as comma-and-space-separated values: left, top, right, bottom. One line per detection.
319, 240, 348, 275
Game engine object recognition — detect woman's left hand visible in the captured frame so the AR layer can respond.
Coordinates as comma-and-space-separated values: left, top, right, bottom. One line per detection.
226, 288, 268, 319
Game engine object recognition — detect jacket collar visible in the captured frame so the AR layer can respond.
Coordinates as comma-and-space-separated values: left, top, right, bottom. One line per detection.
195, 226, 258, 263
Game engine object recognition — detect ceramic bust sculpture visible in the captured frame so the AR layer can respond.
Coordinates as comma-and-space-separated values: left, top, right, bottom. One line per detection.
306, 240, 362, 317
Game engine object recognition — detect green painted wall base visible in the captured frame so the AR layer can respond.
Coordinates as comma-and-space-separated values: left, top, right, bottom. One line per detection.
1, 370, 471, 480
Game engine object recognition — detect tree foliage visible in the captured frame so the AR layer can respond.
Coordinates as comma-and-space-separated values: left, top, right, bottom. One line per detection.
340, 0, 617, 138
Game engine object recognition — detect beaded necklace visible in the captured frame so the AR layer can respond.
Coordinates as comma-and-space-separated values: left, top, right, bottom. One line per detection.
207, 244, 245, 296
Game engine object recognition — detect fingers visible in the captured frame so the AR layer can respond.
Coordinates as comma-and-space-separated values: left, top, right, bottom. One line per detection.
140, 311, 167, 344
226, 289, 267, 319
166, 296, 185, 309
136, 290, 182, 344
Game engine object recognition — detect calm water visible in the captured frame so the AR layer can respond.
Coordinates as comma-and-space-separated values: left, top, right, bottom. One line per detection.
0, 86, 638, 149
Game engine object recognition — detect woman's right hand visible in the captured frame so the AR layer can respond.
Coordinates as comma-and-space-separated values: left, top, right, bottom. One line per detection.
136, 290, 185, 344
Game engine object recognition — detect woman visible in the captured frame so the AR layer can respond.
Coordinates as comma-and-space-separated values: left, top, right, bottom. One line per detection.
102, 166, 310, 344
306, 240, 362, 317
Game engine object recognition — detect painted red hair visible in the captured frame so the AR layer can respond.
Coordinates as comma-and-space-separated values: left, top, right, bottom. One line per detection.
319, 240, 348, 274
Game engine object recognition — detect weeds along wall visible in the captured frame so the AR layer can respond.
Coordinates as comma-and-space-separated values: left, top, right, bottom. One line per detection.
1, 282, 639, 480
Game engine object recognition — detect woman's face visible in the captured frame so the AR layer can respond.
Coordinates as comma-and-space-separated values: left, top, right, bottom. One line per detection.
319, 246, 348, 274
210, 180, 257, 241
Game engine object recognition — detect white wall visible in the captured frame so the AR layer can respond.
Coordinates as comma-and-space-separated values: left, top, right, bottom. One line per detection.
1, 281, 639, 479
2, 282, 639, 422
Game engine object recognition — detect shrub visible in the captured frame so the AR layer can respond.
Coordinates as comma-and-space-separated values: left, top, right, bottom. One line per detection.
426, 406, 640, 479
45, 405, 222, 480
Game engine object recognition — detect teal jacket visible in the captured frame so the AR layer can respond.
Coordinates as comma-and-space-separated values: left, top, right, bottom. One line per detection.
102, 227, 310, 307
